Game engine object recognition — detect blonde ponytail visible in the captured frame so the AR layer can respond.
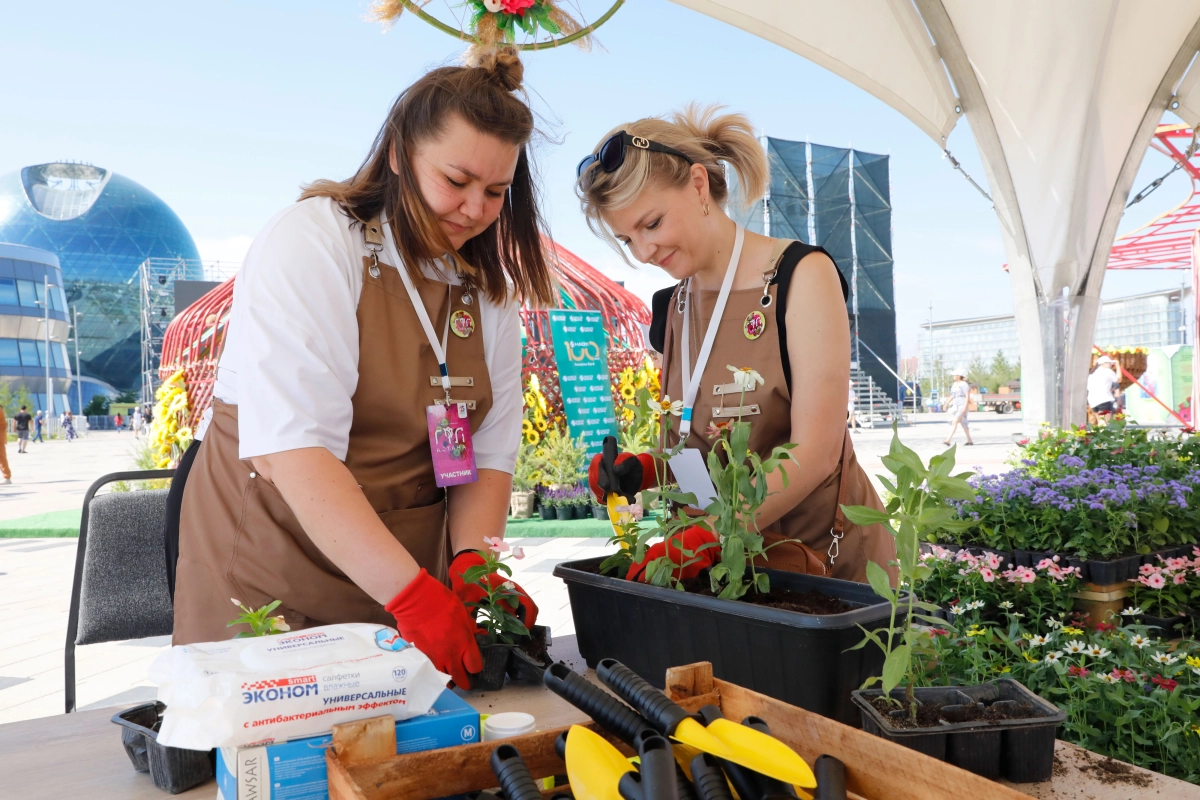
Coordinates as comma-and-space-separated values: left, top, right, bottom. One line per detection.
578, 104, 768, 245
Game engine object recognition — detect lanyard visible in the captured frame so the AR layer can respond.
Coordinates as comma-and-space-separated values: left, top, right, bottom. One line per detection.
372, 218, 454, 402
679, 223, 745, 438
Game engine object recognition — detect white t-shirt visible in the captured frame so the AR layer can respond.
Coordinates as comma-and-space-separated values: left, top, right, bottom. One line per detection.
208, 197, 523, 474
1087, 367, 1118, 408
949, 380, 970, 408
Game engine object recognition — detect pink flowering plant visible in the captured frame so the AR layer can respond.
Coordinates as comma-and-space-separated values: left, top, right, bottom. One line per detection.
467, 0, 561, 42
463, 536, 529, 645
1128, 548, 1200, 619
917, 546, 1082, 630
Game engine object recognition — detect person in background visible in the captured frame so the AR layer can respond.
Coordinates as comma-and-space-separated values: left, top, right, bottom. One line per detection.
13, 405, 32, 454
847, 379, 859, 432
132, 407, 144, 439
944, 368, 974, 446
114, 412, 124, 432
0, 406, 11, 485
1088, 355, 1120, 421
63, 410, 77, 442
31, 410, 43, 443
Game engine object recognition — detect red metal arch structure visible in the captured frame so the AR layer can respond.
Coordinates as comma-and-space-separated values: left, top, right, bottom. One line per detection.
160, 236, 651, 429
1105, 123, 1200, 428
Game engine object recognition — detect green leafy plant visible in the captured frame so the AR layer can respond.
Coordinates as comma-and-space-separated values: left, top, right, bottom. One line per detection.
462, 537, 530, 645
228, 598, 290, 638
842, 426, 975, 718
512, 442, 543, 492
538, 426, 590, 487
82, 393, 111, 416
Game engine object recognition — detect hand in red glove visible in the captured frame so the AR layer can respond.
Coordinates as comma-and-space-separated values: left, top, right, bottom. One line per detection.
385, 569, 483, 689
588, 435, 657, 505
627, 525, 721, 583
449, 551, 539, 629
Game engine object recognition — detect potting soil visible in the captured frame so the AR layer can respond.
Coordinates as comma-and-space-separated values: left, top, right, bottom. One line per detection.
679, 578, 851, 615
1071, 751, 1153, 788
868, 695, 1043, 729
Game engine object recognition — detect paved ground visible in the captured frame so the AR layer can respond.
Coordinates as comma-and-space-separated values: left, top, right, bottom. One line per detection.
0, 411, 1025, 724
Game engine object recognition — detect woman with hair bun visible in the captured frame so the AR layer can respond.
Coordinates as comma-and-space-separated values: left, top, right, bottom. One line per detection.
169, 50, 553, 688
581, 105, 896, 585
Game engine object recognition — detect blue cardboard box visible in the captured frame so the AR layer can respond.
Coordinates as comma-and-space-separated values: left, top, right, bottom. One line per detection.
216, 690, 479, 800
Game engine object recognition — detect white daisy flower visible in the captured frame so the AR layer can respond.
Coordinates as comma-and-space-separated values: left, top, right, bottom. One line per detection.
727, 365, 765, 391
999, 601, 1014, 609
1086, 646, 1111, 658
1097, 673, 1120, 684
963, 600, 985, 611
1011, 612, 1024, 618
1044, 651, 1064, 664
1130, 635, 1153, 649
1119, 607, 1142, 616
1047, 619, 1064, 629
1192, 667, 1200, 677
1151, 652, 1178, 665
648, 395, 684, 417
1063, 640, 1087, 654
1029, 635, 1051, 647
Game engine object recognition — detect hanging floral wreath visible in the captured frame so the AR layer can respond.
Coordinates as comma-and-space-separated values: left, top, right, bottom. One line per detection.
371, 0, 623, 61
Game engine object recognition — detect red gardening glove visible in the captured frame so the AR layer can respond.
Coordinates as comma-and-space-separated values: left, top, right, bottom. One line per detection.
385, 569, 483, 689
627, 526, 721, 583
449, 551, 539, 629
588, 435, 658, 504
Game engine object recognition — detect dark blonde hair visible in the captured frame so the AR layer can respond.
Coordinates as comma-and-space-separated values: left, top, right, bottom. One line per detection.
578, 104, 768, 249
301, 49, 554, 305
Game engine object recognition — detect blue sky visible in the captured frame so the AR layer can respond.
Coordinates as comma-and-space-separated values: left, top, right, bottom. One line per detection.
0, 0, 1190, 357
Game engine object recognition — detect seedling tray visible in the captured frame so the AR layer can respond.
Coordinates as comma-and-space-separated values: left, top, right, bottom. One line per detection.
852, 680, 1065, 783
111, 702, 213, 794
324, 661, 1034, 800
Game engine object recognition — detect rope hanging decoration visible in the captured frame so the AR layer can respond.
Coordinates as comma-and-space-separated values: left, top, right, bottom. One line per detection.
370, 0, 623, 61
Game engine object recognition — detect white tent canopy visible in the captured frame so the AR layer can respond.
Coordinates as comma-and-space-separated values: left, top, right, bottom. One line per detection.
673, 0, 1200, 430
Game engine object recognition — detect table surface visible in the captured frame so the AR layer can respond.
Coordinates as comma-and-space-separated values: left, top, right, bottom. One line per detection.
1, 634, 1195, 800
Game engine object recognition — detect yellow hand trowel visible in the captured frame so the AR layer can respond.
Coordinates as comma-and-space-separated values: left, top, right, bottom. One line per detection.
564, 725, 635, 800
596, 659, 816, 789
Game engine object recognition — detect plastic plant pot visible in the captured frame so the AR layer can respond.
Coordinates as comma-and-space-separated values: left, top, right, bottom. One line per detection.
555, 506, 573, 521
852, 679, 1064, 783
1012, 549, 1032, 567
592, 504, 608, 520
112, 702, 214, 794
573, 504, 590, 520
1135, 612, 1188, 636
506, 625, 552, 682
1086, 554, 1142, 585
554, 556, 895, 725
470, 634, 512, 692
540, 505, 557, 521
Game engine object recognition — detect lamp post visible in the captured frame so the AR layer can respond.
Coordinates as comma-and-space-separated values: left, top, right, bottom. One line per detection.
40, 276, 57, 435
72, 306, 83, 416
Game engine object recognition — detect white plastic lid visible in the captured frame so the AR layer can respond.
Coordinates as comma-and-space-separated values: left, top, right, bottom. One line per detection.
483, 712, 537, 741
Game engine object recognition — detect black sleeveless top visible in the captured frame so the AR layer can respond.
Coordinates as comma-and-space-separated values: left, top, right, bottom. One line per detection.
648, 241, 848, 394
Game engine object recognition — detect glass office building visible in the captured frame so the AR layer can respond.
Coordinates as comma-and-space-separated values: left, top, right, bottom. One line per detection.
0, 162, 201, 391
0, 243, 72, 413
918, 287, 1191, 384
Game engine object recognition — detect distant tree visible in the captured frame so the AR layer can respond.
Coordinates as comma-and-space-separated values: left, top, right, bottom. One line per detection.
0, 384, 34, 417
83, 394, 111, 416
114, 389, 138, 403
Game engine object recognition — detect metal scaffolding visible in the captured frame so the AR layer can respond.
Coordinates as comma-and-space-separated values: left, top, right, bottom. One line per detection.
139, 257, 203, 405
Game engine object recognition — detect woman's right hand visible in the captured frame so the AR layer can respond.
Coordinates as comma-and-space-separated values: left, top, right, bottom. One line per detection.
385, 569, 483, 689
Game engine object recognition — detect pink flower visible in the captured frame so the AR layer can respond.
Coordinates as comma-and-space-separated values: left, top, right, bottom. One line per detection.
979, 567, 995, 583
483, 536, 509, 554
1067, 665, 1090, 678
1019, 568, 1037, 584
985, 552, 1003, 570
511, 545, 526, 560
930, 628, 950, 637
1165, 557, 1189, 570
500, 0, 535, 14
1036, 558, 1055, 570
1139, 563, 1160, 576
1152, 674, 1178, 692
1173, 571, 1187, 585
1145, 573, 1167, 590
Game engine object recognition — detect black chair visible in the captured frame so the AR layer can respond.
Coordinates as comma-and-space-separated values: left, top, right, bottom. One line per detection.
65, 469, 176, 713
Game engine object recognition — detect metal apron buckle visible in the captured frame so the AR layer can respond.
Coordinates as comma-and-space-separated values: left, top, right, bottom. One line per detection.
827, 528, 844, 565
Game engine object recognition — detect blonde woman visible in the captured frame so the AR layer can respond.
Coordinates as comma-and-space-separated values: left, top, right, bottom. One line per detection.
580, 106, 895, 585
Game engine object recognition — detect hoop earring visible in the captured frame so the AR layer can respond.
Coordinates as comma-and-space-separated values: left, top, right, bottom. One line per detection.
702, 201, 710, 217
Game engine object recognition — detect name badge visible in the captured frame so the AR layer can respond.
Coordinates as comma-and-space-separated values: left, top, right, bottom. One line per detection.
426, 402, 478, 487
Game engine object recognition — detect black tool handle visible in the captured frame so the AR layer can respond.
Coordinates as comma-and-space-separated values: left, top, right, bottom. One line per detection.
554, 730, 568, 761
543, 662, 653, 746
489, 744, 542, 800
813, 755, 847, 800
690, 753, 735, 800
740, 717, 797, 798
638, 733, 679, 800
596, 658, 690, 736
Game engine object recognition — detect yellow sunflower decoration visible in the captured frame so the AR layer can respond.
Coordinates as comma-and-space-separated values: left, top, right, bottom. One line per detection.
522, 373, 556, 445
147, 369, 194, 469
615, 357, 661, 454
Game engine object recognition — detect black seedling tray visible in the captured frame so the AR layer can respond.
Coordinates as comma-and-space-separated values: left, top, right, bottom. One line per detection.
112, 702, 213, 794
555, 556, 895, 725
852, 679, 1064, 783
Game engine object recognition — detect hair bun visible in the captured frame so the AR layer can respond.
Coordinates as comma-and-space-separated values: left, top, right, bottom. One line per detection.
472, 46, 524, 91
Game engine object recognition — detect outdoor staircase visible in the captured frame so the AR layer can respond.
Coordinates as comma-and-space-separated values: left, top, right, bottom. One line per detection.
850, 365, 906, 427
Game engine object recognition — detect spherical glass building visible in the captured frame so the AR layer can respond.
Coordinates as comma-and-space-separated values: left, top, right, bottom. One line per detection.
0, 163, 201, 391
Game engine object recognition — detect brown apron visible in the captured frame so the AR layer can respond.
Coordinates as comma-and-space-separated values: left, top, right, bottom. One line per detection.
661, 245, 897, 584
172, 243, 493, 645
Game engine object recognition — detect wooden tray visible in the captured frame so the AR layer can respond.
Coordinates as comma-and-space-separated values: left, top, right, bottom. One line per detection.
326, 661, 1033, 800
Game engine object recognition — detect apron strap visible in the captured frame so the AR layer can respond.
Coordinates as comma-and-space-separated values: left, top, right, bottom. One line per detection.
831, 429, 855, 535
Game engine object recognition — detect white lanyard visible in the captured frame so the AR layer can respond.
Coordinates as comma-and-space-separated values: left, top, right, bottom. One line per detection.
379, 225, 455, 398
679, 223, 745, 438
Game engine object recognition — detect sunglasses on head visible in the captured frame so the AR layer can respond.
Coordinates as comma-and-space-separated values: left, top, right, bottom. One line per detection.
576, 131, 695, 179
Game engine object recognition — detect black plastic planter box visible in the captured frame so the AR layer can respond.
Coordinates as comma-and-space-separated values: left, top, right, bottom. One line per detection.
852, 680, 1065, 783
112, 702, 213, 794
1134, 612, 1189, 636
554, 556, 895, 726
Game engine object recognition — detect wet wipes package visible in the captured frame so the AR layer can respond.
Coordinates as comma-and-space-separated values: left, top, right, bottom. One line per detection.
150, 623, 449, 750
215, 689, 479, 800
